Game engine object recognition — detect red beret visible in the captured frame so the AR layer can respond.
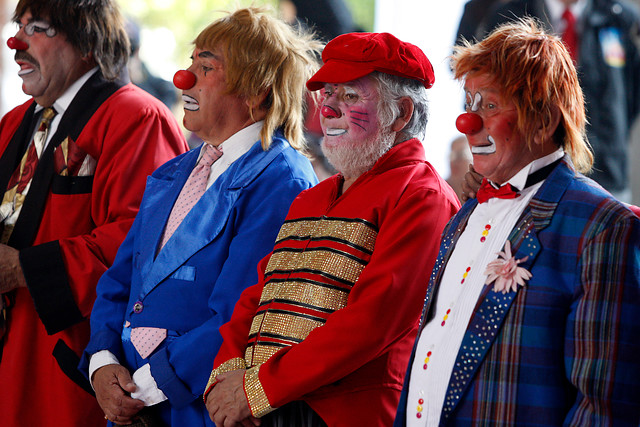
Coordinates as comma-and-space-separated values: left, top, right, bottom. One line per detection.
307, 32, 435, 91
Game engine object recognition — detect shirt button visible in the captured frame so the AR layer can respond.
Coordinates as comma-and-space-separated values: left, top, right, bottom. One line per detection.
133, 301, 143, 313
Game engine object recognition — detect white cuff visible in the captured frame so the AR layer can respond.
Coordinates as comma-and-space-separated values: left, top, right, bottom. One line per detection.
131, 363, 168, 406
88, 350, 120, 389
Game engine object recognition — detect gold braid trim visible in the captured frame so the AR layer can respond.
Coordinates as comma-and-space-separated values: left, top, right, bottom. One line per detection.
244, 366, 275, 417
203, 358, 247, 402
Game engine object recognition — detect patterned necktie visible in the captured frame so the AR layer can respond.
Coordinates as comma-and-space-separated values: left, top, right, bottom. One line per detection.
476, 178, 520, 204
561, 8, 578, 61
0, 107, 57, 244
160, 144, 222, 248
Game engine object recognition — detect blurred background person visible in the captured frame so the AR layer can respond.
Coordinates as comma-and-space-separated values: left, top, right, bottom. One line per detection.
125, 17, 179, 111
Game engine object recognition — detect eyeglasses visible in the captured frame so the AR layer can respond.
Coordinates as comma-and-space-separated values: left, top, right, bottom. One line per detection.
17, 20, 57, 38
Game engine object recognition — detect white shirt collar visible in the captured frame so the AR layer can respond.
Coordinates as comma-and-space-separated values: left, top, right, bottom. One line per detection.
198, 120, 265, 188
215, 120, 264, 163
503, 148, 565, 191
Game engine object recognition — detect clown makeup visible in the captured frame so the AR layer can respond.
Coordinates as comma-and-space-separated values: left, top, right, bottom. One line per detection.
464, 90, 496, 154
180, 46, 248, 145
463, 75, 535, 185
12, 10, 90, 107
320, 76, 394, 179
321, 81, 377, 139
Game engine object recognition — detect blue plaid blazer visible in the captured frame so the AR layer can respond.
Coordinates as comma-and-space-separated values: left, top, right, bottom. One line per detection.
395, 156, 640, 426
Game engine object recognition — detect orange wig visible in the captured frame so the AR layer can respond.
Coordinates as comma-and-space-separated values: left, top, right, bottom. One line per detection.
451, 18, 593, 173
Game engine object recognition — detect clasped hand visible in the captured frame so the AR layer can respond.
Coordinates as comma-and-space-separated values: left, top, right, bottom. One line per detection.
205, 369, 261, 427
93, 364, 145, 425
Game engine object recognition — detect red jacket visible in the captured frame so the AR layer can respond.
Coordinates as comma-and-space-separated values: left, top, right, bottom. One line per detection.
0, 75, 187, 427
209, 139, 460, 426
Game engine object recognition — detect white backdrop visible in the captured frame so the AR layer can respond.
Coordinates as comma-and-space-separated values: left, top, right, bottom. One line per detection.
374, 0, 467, 177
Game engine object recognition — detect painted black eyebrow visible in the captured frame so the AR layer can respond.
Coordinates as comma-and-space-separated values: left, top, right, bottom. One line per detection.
197, 51, 218, 59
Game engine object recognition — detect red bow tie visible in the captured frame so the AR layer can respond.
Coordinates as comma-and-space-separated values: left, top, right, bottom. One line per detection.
476, 178, 520, 203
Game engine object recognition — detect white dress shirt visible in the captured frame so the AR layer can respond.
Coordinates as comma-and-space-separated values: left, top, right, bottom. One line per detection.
406, 149, 564, 426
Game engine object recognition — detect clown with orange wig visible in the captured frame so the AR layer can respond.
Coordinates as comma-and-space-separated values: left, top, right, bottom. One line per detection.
396, 18, 640, 426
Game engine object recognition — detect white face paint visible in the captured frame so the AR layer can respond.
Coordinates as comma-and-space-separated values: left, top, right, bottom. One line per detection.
466, 90, 496, 154
182, 94, 199, 111
471, 92, 482, 112
471, 136, 496, 154
463, 75, 537, 184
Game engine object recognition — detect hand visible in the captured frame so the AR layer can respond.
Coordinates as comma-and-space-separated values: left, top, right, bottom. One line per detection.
206, 370, 261, 427
93, 364, 145, 425
461, 164, 483, 203
0, 244, 26, 294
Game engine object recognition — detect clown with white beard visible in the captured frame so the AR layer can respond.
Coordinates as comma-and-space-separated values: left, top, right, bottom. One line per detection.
204, 32, 461, 427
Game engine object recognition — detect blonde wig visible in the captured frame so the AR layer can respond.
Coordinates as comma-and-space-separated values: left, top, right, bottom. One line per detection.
194, 7, 323, 151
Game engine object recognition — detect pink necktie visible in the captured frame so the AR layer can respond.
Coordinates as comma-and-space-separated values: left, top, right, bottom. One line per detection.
130, 327, 167, 359
561, 8, 578, 61
160, 144, 222, 248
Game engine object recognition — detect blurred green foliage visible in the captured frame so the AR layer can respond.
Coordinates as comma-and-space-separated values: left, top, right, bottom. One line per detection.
120, 0, 278, 68
120, 0, 374, 69
345, 0, 375, 32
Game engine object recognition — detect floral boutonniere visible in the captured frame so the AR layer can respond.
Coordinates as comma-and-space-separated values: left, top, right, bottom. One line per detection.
484, 241, 532, 294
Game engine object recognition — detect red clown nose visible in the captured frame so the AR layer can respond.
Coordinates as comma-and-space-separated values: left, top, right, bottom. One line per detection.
455, 112, 483, 135
321, 105, 340, 119
7, 37, 28, 50
173, 70, 196, 90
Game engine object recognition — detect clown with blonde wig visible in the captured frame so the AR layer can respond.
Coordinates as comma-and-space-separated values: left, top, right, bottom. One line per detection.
82, 7, 319, 427
396, 18, 640, 427
182, 7, 322, 151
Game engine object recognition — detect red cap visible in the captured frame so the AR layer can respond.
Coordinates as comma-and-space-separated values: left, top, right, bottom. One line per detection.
307, 32, 435, 91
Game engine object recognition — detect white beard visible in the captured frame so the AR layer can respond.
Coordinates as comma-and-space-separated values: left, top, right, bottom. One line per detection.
321, 129, 396, 180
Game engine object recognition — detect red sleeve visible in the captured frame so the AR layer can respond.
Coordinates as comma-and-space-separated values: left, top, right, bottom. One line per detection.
215, 255, 272, 366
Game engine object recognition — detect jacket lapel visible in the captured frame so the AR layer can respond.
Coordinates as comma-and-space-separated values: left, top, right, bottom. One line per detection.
440, 156, 573, 421
7, 71, 126, 249
0, 102, 37, 196
139, 138, 288, 297
135, 148, 198, 284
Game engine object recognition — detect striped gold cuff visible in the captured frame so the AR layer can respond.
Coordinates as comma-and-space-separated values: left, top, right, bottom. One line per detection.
245, 366, 275, 417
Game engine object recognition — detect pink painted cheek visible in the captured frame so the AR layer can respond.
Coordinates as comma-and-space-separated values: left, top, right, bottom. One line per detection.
345, 106, 376, 136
